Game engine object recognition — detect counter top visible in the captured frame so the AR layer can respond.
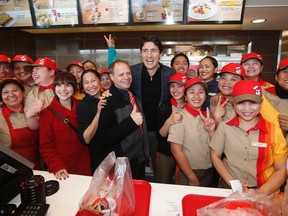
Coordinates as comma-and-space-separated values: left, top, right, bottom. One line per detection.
10, 170, 232, 216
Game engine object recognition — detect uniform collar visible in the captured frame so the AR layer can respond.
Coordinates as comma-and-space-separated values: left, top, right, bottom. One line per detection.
3, 105, 24, 116
39, 84, 53, 92
226, 114, 267, 133
184, 103, 206, 117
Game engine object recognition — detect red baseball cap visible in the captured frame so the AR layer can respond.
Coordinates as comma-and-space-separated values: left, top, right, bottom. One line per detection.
277, 58, 288, 73
10, 54, 33, 69
220, 63, 245, 79
232, 80, 262, 104
184, 77, 207, 92
66, 61, 83, 72
0, 54, 11, 63
25, 57, 58, 72
99, 68, 109, 76
240, 52, 263, 64
168, 72, 188, 86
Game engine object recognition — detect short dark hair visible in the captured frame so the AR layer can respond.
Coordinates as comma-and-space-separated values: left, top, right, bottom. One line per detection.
0, 79, 24, 101
170, 53, 190, 68
82, 60, 97, 70
140, 35, 163, 53
54, 72, 77, 94
108, 59, 130, 75
199, 56, 218, 68
79, 69, 100, 91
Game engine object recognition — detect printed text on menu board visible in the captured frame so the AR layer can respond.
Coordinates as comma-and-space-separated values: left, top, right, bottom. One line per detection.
0, 0, 33, 27
132, 0, 184, 23
32, 0, 79, 27
80, 0, 129, 25
187, 0, 244, 22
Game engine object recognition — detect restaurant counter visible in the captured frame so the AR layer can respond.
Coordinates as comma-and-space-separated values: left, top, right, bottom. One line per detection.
10, 170, 232, 216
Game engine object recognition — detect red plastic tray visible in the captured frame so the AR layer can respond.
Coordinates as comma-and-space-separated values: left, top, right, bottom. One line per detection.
182, 194, 224, 216
133, 180, 151, 216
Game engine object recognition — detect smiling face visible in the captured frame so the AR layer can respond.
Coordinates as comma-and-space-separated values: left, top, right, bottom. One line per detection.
0, 62, 13, 82
1, 83, 24, 110
218, 73, 242, 97
234, 100, 262, 123
141, 42, 163, 73
100, 73, 112, 90
55, 83, 74, 103
172, 55, 189, 74
110, 62, 132, 90
13, 62, 32, 82
169, 82, 185, 100
82, 72, 101, 97
32, 66, 54, 86
241, 59, 263, 80
276, 68, 288, 91
198, 58, 217, 82
185, 83, 206, 111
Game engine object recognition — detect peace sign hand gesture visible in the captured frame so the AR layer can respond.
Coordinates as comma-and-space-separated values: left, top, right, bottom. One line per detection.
213, 95, 229, 124
199, 107, 216, 138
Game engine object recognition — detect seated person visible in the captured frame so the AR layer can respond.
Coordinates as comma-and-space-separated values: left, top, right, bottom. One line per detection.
210, 80, 287, 196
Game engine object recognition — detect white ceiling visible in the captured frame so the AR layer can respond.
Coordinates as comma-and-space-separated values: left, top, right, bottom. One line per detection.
22, 0, 288, 34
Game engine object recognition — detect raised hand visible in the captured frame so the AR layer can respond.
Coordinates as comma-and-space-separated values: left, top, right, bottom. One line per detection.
213, 95, 229, 123
199, 107, 216, 133
130, 106, 143, 126
97, 96, 107, 112
25, 99, 44, 118
104, 34, 115, 48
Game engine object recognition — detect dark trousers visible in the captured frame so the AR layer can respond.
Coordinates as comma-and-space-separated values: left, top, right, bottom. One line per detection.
130, 157, 146, 180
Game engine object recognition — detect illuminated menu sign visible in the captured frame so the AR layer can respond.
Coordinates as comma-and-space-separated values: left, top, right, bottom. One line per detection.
0, 0, 33, 27
31, 0, 79, 27
79, 0, 129, 25
187, 0, 245, 23
132, 0, 184, 24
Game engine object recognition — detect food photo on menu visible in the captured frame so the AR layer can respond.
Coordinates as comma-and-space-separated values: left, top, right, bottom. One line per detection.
132, 0, 184, 23
79, 0, 129, 24
0, 0, 33, 27
187, 0, 244, 22
32, 0, 79, 27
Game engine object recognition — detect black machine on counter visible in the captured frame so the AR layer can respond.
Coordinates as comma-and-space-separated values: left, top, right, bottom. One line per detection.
0, 144, 34, 205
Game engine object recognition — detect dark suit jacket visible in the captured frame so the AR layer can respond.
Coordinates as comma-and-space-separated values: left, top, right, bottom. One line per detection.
130, 63, 176, 109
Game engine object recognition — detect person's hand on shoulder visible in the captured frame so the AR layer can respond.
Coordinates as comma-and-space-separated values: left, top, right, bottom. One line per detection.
210, 93, 222, 106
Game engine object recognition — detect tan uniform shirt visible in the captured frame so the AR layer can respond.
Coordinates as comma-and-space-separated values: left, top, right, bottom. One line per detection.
0, 111, 27, 147
24, 86, 54, 112
167, 108, 212, 170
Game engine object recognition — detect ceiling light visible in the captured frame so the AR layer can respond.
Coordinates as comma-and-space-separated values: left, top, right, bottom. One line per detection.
251, 19, 267, 24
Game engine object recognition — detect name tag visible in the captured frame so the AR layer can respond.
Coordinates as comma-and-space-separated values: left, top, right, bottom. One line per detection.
251, 141, 267, 148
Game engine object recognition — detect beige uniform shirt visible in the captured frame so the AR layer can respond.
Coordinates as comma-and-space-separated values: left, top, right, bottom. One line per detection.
168, 108, 212, 170
24, 86, 54, 112
0, 111, 27, 147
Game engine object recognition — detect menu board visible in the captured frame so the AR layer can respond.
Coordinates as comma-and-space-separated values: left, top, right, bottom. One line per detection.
0, 0, 33, 27
79, 0, 129, 25
31, 0, 79, 27
187, 0, 245, 23
132, 0, 184, 23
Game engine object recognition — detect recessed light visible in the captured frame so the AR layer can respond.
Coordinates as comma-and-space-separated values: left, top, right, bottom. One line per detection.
251, 19, 266, 24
